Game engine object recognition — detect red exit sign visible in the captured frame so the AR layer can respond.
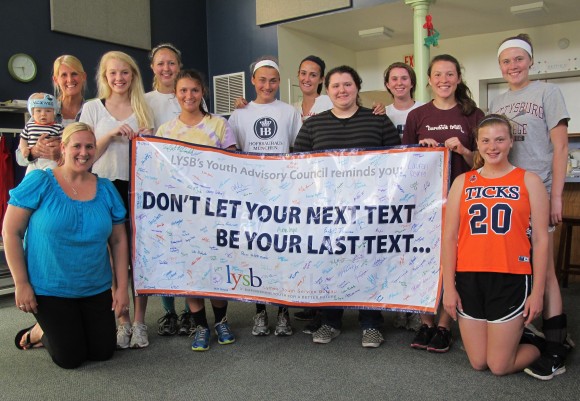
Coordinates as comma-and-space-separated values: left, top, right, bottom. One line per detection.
404, 55, 414, 67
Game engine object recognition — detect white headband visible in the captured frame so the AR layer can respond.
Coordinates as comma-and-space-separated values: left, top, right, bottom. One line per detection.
253, 60, 280, 74
497, 39, 533, 58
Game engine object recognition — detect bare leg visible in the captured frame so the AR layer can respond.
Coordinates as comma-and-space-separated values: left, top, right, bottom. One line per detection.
133, 296, 148, 323
487, 317, 540, 376
458, 317, 488, 370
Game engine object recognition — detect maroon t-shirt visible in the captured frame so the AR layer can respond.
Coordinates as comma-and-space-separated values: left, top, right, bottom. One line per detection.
403, 101, 484, 182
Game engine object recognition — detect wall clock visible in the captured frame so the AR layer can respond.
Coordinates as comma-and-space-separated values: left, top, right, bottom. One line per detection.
8, 53, 37, 83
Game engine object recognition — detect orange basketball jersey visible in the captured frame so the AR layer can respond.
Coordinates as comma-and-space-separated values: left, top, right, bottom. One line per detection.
456, 167, 532, 274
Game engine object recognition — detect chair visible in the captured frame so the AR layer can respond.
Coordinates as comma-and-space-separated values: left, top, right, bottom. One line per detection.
556, 216, 580, 288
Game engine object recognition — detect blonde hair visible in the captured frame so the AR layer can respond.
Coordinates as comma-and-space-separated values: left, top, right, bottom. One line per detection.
96, 51, 153, 129
59, 122, 96, 166
61, 122, 95, 145
52, 55, 87, 101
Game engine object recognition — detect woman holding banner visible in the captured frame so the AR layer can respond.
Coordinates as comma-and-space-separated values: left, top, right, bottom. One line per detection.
442, 114, 548, 376
384, 61, 425, 332
79, 51, 153, 350
294, 65, 400, 348
144, 43, 198, 338
403, 54, 484, 353
156, 69, 237, 351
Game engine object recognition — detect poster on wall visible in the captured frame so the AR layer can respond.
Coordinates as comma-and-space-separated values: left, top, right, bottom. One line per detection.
130, 137, 449, 313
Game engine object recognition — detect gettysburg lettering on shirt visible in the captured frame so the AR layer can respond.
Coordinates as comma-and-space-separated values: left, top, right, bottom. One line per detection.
492, 101, 545, 141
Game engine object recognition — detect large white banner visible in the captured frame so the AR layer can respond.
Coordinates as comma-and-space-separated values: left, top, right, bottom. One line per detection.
131, 137, 450, 313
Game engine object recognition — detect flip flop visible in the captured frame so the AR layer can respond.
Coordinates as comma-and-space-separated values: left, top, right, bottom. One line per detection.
14, 324, 43, 350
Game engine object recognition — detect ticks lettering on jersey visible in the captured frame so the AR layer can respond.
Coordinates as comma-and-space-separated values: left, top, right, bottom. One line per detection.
464, 186, 520, 201
253, 117, 278, 140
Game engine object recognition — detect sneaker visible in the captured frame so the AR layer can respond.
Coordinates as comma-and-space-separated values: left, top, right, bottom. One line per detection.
410, 324, 436, 350
427, 326, 452, 353
525, 323, 576, 350
312, 325, 340, 344
521, 327, 546, 352
275, 311, 293, 336
252, 310, 270, 336
294, 309, 317, 321
191, 326, 210, 351
116, 322, 132, 349
157, 312, 178, 336
393, 312, 407, 329
178, 311, 196, 336
362, 328, 384, 348
215, 317, 236, 344
406, 313, 423, 332
524, 350, 566, 380
130, 322, 150, 349
303, 312, 322, 335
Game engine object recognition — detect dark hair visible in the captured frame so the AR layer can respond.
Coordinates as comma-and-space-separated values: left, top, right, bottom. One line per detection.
428, 54, 477, 116
383, 62, 417, 99
498, 33, 533, 58
472, 114, 513, 170
299, 55, 326, 94
249, 56, 279, 77
174, 69, 209, 117
324, 65, 363, 106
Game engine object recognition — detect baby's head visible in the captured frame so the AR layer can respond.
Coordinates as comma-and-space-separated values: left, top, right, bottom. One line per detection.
27, 93, 58, 125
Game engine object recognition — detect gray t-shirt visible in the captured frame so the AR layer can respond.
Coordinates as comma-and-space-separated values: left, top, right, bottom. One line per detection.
489, 80, 569, 190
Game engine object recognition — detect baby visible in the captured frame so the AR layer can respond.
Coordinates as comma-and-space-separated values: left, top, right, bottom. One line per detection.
19, 93, 64, 173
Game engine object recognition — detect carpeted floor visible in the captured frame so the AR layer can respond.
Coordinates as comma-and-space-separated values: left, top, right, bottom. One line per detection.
1, 283, 579, 401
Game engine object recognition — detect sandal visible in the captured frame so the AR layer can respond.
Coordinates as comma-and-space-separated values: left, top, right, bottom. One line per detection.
14, 324, 43, 350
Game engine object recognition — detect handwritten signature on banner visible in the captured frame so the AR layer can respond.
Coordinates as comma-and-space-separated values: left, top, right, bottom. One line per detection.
130, 137, 450, 313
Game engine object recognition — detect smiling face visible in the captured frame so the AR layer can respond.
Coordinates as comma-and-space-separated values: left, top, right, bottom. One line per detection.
32, 107, 56, 125
61, 130, 96, 170
176, 76, 204, 114
476, 123, 513, 166
53, 63, 86, 99
428, 60, 460, 102
498, 47, 532, 91
327, 72, 359, 111
105, 58, 133, 96
251, 67, 280, 104
298, 60, 324, 97
385, 67, 413, 101
151, 48, 180, 92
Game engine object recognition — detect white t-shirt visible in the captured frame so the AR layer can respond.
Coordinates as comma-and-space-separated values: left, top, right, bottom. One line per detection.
79, 99, 137, 181
145, 90, 181, 134
229, 100, 302, 153
386, 101, 425, 137
293, 95, 333, 121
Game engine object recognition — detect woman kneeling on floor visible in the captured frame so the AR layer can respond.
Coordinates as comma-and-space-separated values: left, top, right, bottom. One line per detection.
442, 114, 548, 375
3, 122, 129, 369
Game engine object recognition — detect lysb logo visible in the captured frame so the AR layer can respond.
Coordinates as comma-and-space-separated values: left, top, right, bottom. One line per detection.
226, 265, 262, 290
253, 117, 277, 140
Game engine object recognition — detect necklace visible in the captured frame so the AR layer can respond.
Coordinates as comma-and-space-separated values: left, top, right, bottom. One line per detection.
63, 173, 79, 196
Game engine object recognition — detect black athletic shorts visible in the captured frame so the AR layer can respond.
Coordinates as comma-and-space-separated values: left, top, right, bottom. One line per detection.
455, 272, 532, 323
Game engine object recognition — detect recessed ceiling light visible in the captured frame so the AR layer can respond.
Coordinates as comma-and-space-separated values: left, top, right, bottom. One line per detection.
510, 1, 548, 15
358, 27, 393, 39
